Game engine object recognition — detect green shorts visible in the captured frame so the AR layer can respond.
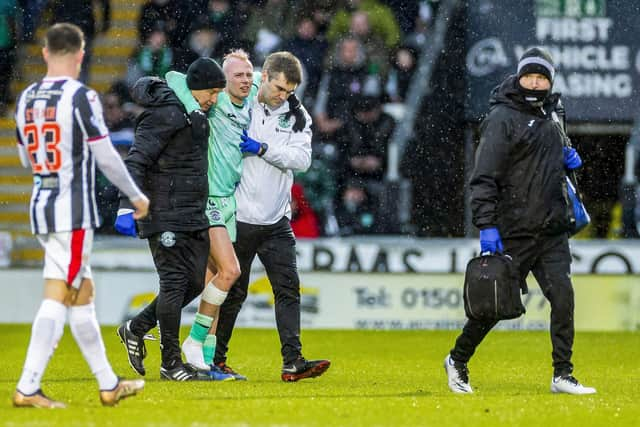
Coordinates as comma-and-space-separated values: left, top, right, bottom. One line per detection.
205, 195, 237, 242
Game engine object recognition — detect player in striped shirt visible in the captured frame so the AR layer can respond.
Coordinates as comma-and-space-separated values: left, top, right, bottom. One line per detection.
13, 23, 148, 408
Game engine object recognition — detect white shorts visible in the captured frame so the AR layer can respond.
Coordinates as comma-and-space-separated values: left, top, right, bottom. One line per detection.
37, 229, 94, 289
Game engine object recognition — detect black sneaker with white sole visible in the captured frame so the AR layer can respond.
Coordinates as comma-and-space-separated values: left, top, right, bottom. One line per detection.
281, 357, 330, 382
160, 363, 212, 381
117, 320, 147, 376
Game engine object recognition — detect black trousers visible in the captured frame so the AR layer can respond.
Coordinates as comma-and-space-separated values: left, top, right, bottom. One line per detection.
451, 233, 575, 376
130, 229, 209, 368
215, 217, 302, 365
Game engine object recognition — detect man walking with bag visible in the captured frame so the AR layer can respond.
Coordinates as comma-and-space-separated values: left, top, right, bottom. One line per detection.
444, 47, 595, 395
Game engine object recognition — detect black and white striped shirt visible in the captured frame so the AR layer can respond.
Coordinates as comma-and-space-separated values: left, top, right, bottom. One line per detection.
15, 76, 144, 234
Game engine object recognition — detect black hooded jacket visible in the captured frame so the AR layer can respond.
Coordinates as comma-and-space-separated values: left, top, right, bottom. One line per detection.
123, 77, 209, 238
470, 75, 572, 238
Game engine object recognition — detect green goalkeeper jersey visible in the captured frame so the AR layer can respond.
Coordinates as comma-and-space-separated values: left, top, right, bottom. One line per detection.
165, 70, 261, 197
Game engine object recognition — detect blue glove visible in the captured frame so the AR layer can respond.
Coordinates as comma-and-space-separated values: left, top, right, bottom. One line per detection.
114, 209, 137, 237
240, 129, 263, 155
563, 147, 582, 170
479, 227, 503, 255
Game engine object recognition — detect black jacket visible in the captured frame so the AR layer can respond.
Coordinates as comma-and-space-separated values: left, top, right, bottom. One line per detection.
470, 75, 571, 238
123, 77, 209, 238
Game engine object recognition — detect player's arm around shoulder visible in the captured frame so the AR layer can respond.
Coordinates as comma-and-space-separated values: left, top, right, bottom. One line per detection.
165, 71, 203, 114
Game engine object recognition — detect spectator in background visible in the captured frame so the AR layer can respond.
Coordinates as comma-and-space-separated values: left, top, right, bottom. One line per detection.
0, 0, 17, 116
290, 183, 320, 238
335, 182, 381, 235
173, 18, 224, 72
306, 0, 335, 37
345, 10, 390, 81
336, 94, 393, 188
126, 23, 174, 89
96, 85, 137, 234
313, 36, 367, 142
17, 0, 46, 42
50, 0, 111, 83
103, 87, 135, 153
201, 0, 249, 54
327, 0, 400, 53
335, 94, 394, 232
385, 44, 417, 103
281, 17, 328, 106
241, 0, 296, 64
138, 0, 191, 49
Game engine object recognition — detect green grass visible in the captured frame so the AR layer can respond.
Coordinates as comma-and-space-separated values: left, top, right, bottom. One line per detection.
0, 326, 638, 426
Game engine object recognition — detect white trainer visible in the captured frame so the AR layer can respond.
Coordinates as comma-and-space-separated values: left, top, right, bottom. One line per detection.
181, 336, 208, 370
551, 375, 597, 395
444, 354, 473, 393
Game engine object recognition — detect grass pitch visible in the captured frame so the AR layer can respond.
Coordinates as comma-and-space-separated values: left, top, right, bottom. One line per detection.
0, 325, 638, 426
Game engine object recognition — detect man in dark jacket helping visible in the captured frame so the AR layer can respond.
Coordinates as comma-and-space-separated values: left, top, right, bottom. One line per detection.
443, 47, 596, 395
114, 58, 225, 381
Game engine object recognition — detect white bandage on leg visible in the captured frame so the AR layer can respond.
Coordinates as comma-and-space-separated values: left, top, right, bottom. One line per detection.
69, 303, 118, 390
201, 282, 228, 306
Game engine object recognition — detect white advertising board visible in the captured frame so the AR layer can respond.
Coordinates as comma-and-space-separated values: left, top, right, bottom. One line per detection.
2, 269, 637, 331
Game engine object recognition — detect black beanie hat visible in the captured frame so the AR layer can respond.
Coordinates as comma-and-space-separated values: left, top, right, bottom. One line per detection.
517, 47, 555, 82
186, 57, 225, 90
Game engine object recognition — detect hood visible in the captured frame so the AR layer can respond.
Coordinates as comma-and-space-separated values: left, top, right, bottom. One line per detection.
489, 75, 560, 113
131, 77, 183, 108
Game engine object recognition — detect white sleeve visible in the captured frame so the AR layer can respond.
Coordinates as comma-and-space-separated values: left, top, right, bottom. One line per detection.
15, 93, 30, 169
261, 122, 312, 173
89, 136, 146, 202
16, 133, 30, 168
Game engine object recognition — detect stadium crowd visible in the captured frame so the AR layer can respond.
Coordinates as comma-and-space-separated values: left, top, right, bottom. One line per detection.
1, 0, 632, 239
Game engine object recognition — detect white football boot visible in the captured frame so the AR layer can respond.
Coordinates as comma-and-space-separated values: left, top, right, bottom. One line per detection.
444, 354, 473, 393
551, 375, 597, 395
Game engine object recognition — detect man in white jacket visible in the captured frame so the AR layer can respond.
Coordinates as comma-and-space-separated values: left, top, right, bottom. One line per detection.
214, 51, 330, 381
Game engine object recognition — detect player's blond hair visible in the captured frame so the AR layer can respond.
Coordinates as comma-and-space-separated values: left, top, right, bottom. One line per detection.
222, 49, 251, 71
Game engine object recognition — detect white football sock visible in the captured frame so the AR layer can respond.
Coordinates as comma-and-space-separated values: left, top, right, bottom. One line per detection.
69, 303, 118, 390
17, 299, 67, 395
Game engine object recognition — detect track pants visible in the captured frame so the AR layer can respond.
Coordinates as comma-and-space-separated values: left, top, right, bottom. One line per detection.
450, 233, 575, 376
130, 229, 209, 368
215, 217, 303, 365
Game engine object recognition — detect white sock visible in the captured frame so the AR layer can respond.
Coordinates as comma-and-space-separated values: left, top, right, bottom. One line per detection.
69, 303, 118, 390
182, 335, 208, 370
17, 299, 67, 395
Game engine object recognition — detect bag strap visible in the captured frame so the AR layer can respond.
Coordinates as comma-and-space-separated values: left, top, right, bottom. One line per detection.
551, 108, 584, 198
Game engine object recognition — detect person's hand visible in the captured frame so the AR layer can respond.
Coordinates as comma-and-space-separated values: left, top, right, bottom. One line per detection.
240, 129, 265, 155
131, 194, 149, 220
563, 147, 582, 170
285, 93, 306, 132
479, 227, 503, 255
114, 209, 137, 237
190, 109, 210, 141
